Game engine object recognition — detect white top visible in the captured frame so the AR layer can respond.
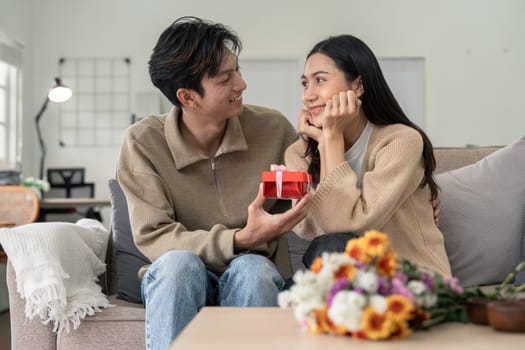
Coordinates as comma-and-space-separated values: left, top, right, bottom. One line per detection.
344, 121, 373, 188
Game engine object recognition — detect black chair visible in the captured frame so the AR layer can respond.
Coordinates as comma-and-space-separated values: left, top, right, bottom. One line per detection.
39, 167, 102, 221
46, 168, 94, 198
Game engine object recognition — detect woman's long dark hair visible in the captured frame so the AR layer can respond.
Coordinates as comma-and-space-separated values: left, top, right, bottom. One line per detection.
304, 35, 438, 199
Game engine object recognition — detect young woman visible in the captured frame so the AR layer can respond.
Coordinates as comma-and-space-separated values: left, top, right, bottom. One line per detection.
285, 35, 451, 277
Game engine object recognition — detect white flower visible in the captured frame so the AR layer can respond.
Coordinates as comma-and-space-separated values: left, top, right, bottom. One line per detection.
278, 291, 294, 308
294, 301, 322, 321
328, 291, 365, 332
354, 270, 379, 293
407, 280, 427, 295
320, 252, 355, 273
422, 293, 438, 308
407, 280, 434, 307
282, 270, 326, 312
315, 271, 335, 296
293, 270, 317, 285
369, 294, 387, 313
41, 180, 50, 192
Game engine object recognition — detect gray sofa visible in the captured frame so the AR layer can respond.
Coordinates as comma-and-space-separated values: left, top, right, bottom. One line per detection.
6, 141, 525, 350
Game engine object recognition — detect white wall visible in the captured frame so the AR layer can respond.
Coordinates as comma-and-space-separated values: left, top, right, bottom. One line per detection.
1, 0, 524, 206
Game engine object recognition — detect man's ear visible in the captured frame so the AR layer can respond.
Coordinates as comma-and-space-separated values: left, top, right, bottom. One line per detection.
352, 76, 364, 98
176, 88, 195, 108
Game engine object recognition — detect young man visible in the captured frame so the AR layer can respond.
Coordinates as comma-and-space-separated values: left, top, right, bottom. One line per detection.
116, 17, 311, 349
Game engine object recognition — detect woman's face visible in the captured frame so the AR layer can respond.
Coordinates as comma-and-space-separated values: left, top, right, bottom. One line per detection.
301, 53, 352, 127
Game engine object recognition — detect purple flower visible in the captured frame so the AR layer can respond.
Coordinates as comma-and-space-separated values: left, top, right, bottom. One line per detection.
395, 271, 408, 284
354, 261, 367, 270
377, 276, 390, 296
443, 276, 464, 294
392, 277, 413, 302
422, 273, 435, 292
326, 278, 349, 307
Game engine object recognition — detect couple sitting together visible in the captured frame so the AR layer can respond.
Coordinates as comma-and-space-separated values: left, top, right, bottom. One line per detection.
116, 16, 450, 349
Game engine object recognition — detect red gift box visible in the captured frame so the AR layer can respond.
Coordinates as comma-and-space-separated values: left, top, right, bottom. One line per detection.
262, 165, 312, 199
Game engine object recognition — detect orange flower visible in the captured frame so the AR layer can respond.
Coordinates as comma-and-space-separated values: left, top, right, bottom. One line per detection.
376, 251, 398, 276
314, 308, 347, 335
388, 320, 412, 339
306, 321, 322, 334
310, 257, 323, 273
351, 330, 367, 339
345, 239, 369, 263
409, 308, 431, 328
386, 295, 414, 322
335, 264, 356, 280
361, 306, 395, 340
362, 230, 389, 257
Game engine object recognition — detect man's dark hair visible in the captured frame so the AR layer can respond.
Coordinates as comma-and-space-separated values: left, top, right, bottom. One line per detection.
149, 16, 242, 107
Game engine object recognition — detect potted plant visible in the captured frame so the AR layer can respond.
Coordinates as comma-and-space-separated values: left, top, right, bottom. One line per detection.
466, 261, 525, 327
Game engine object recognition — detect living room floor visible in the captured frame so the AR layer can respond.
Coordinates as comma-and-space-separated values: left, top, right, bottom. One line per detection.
0, 311, 10, 350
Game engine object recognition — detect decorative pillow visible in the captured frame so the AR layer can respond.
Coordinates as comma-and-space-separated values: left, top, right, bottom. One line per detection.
435, 135, 525, 287
108, 179, 150, 303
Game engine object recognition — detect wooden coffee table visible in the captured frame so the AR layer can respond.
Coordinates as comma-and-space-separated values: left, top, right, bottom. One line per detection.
170, 307, 525, 349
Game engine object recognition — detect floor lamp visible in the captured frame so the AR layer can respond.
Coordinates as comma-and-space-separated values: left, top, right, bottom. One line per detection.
35, 77, 72, 180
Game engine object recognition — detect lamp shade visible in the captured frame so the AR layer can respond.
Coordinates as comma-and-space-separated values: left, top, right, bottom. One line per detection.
47, 77, 72, 103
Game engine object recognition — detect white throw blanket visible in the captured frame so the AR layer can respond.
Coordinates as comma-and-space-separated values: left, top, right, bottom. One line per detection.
0, 219, 111, 333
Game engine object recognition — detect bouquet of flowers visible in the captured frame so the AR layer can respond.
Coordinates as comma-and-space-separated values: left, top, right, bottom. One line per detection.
278, 230, 474, 340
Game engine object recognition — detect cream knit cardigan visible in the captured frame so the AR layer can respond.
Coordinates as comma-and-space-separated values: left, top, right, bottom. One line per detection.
285, 123, 451, 277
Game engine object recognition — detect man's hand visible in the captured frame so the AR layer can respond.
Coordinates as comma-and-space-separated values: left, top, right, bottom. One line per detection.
234, 183, 311, 250
432, 196, 441, 226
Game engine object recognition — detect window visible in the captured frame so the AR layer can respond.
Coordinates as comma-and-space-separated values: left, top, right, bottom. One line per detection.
0, 33, 23, 171
58, 57, 132, 147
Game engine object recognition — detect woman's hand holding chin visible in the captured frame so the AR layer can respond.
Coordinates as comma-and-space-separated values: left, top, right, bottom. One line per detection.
298, 109, 323, 143
321, 90, 361, 137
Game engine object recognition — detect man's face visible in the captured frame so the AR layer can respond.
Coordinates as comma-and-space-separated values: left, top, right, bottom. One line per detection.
194, 51, 247, 120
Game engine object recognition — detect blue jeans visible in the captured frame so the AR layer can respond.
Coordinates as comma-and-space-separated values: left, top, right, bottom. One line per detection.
141, 251, 285, 350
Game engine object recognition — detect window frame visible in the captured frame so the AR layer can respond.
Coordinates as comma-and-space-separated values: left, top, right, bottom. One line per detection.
0, 33, 23, 171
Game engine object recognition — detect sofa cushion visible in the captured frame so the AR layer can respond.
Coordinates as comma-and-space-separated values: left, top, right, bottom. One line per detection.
108, 179, 150, 303
434, 146, 501, 174
517, 223, 525, 284
435, 135, 525, 287
58, 296, 145, 350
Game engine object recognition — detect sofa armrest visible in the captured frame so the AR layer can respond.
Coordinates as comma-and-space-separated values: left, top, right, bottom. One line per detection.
7, 261, 56, 350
